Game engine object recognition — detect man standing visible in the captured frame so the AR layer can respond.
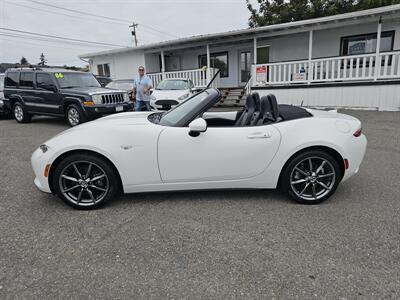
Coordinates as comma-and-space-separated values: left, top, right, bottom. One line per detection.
133, 66, 153, 111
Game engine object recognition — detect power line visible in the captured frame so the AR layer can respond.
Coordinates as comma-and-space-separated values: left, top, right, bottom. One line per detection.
26, 0, 130, 24
5, 1, 128, 27
26, 0, 178, 39
0, 27, 128, 47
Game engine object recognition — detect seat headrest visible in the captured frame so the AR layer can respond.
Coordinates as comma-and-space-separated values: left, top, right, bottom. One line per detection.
267, 94, 279, 120
260, 96, 272, 115
252, 92, 261, 110
245, 94, 255, 109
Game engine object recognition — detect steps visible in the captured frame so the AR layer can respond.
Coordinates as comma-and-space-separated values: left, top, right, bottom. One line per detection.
216, 87, 247, 107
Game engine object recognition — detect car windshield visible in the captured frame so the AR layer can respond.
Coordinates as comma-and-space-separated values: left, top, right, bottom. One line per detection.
106, 81, 134, 90
156, 90, 211, 126
156, 79, 188, 90
56, 73, 101, 88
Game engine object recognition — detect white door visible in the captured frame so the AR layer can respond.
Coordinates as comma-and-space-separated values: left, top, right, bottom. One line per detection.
157, 125, 281, 183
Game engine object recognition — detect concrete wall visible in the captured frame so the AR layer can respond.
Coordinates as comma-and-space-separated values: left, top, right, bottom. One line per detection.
252, 83, 400, 111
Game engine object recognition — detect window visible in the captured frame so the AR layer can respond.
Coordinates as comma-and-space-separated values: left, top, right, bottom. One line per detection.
341, 31, 395, 56
5, 72, 19, 87
257, 46, 270, 64
36, 73, 53, 87
19, 72, 33, 88
199, 52, 229, 77
97, 63, 110, 77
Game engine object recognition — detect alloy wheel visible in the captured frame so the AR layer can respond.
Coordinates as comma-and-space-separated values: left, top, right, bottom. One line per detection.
290, 156, 336, 201
68, 108, 80, 126
58, 160, 109, 207
14, 105, 24, 122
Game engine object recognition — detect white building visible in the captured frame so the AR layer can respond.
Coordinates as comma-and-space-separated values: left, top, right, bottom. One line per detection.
80, 5, 400, 111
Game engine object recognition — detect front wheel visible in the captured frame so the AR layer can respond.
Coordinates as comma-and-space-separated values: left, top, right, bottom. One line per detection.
52, 154, 120, 209
66, 104, 87, 127
281, 150, 341, 204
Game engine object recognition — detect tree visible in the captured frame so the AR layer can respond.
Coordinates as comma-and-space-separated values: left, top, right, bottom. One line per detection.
38, 53, 47, 67
20, 56, 28, 65
247, 0, 400, 27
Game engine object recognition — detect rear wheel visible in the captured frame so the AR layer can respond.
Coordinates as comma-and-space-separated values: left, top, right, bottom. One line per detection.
281, 150, 341, 204
13, 102, 31, 123
52, 153, 119, 209
66, 104, 87, 126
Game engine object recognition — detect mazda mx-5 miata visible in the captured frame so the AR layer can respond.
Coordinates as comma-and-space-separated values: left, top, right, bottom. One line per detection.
31, 89, 367, 209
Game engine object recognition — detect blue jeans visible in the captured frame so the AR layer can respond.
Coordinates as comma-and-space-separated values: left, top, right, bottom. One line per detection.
135, 100, 151, 111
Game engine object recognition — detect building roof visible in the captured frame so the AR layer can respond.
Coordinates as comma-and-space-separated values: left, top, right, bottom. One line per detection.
80, 4, 400, 59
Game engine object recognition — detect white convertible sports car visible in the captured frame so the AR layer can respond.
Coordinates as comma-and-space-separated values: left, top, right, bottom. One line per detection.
31, 89, 367, 209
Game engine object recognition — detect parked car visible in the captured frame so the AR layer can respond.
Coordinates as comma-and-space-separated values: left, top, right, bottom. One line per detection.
95, 75, 112, 87
106, 79, 135, 101
150, 78, 197, 111
3, 68, 132, 126
0, 73, 11, 117
31, 89, 367, 209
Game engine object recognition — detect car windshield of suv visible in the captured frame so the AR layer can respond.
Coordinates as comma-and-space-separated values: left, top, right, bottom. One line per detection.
156, 80, 188, 90
154, 90, 211, 126
56, 73, 101, 88
106, 81, 134, 90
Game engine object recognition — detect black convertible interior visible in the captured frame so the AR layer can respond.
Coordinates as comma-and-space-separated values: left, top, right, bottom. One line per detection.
204, 92, 312, 127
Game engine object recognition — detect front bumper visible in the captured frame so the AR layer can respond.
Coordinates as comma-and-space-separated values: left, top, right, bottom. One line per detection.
83, 102, 133, 117
31, 146, 54, 194
0, 99, 10, 114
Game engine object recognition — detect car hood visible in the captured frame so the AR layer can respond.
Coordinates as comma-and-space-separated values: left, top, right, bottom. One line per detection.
151, 89, 189, 100
60, 86, 126, 95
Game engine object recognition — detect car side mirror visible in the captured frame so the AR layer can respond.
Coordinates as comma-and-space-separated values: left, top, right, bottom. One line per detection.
188, 118, 207, 137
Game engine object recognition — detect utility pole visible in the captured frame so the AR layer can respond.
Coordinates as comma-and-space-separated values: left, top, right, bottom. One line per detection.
129, 22, 138, 47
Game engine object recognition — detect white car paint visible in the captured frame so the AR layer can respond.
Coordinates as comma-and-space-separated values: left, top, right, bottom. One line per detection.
31, 107, 367, 196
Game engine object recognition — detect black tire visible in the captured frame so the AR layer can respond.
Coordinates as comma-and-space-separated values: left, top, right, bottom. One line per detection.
65, 104, 87, 127
281, 150, 341, 204
52, 153, 120, 210
13, 102, 31, 123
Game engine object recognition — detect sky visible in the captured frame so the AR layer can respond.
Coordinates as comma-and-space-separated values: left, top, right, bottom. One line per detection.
0, 0, 253, 67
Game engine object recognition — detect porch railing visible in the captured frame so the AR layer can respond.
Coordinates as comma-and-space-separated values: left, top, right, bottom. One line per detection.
148, 67, 220, 88
252, 50, 400, 86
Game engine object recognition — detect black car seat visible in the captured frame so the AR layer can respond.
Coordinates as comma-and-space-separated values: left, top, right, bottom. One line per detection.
257, 96, 275, 125
267, 94, 280, 121
249, 92, 262, 126
235, 94, 255, 126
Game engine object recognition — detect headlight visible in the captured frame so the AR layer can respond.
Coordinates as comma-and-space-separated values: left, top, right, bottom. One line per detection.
150, 95, 156, 100
92, 94, 102, 104
123, 93, 129, 102
178, 93, 189, 100
39, 144, 49, 153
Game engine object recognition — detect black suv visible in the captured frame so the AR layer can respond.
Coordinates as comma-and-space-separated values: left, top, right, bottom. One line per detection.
3, 68, 132, 126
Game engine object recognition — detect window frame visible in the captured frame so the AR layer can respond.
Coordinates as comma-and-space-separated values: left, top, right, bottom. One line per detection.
340, 30, 395, 56
97, 63, 110, 77
5, 72, 19, 88
198, 51, 229, 78
19, 72, 34, 89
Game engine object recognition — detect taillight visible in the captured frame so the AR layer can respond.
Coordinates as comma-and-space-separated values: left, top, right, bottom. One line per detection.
353, 128, 362, 137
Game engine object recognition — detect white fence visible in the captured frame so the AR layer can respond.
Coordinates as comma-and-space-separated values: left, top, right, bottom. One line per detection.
148, 68, 220, 88
252, 51, 400, 86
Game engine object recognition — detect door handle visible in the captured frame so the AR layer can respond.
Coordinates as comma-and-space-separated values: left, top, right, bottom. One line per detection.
247, 132, 271, 139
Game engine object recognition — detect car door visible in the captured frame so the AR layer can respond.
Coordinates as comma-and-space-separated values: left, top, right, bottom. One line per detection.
157, 124, 281, 183
35, 73, 63, 115
18, 72, 37, 111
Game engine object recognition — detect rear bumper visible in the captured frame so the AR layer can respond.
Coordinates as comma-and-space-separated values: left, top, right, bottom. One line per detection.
342, 134, 367, 182
83, 102, 133, 117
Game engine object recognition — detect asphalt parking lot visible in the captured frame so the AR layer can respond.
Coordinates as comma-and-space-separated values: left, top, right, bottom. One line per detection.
0, 110, 399, 299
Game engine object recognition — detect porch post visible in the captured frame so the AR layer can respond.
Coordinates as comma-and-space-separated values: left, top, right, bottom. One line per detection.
308, 30, 313, 84
253, 37, 257, 65
206, 44, 211, 84
161, 50, 165, 79
374, 17, 382, 81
